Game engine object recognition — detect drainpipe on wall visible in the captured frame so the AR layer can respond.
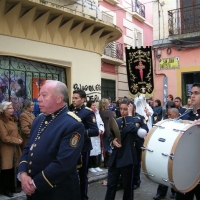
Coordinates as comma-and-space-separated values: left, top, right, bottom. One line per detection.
157, 0, 160, 40
153, 49, 168, 106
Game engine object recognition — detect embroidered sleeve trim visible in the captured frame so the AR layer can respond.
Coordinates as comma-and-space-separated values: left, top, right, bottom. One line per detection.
19, 161, 28, 165
42, 171, 54, 188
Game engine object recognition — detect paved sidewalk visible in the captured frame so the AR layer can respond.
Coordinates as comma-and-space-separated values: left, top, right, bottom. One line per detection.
0, 168, 108, 200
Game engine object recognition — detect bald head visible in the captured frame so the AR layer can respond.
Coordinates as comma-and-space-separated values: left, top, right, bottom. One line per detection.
45, 80, 68, 103
167, 108, 179, 119
38, 80, 68, 114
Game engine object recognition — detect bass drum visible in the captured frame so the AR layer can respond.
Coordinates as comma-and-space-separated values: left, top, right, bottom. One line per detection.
142, 119, 200, 193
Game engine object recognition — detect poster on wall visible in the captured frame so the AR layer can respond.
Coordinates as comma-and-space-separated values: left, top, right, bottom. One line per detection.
0, 72, 31, 116
32, 78, 46, 116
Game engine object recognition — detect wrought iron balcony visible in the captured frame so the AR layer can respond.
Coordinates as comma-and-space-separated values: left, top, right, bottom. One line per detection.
168, 4, 200, 36
132, 0, 145, 18
103, 42, 123, 60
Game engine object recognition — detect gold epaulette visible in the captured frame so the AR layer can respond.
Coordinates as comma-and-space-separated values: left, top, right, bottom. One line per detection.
67, 111, 82, 122
85, 107, 92, 111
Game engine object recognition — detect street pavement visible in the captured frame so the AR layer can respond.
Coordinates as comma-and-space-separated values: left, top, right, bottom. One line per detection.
0, 168, 196, 200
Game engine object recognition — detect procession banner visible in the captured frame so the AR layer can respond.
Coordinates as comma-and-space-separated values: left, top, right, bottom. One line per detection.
125, 46, 154, 97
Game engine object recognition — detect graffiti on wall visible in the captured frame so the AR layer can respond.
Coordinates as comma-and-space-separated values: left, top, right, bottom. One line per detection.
73, 83, 101, 102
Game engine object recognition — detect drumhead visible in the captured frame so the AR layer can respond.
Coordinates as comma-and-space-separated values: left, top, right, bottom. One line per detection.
169, 124, 200, 192
142, 119, 200, 193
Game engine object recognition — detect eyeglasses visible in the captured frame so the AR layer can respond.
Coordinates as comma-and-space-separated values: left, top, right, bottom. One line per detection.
190, 91, 200, 96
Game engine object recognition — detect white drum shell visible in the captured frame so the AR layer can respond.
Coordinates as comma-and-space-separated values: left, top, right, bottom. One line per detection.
142, 119, 200, 193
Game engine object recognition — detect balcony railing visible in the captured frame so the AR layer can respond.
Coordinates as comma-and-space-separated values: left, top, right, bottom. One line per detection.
132, 0, 145, 18
103, 42, 123, 60
168, 4, 200, 36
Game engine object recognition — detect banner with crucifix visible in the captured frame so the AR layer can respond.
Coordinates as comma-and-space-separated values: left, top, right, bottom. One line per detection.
125, 46, 154, 97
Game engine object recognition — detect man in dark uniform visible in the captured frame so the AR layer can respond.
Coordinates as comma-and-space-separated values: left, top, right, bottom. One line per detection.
175, 82, 200, 200
18, 80, 84, 200
174, 97, 186, 115
132, 104, 149, 190
116, 102, 149, 191
72, 89, 99, 200
105, 99, 148, 200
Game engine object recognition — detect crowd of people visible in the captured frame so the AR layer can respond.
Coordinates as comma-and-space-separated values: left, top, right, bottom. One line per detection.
0, 80, 199, 200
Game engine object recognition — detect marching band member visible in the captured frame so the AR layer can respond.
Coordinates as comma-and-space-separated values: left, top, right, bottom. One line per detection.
104, 99, 147, 200
72, 89, 99, 200
175, 82, 200, 200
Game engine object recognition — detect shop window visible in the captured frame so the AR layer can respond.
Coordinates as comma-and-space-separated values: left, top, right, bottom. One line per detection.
0, 56, 66, 116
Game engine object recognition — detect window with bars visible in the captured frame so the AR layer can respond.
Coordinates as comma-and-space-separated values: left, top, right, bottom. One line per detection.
0, 56, 67, 116
101, 78, 116, 101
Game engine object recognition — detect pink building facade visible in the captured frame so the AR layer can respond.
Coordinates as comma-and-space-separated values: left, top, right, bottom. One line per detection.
152, 0, 200, 106
99, 0, 153, 101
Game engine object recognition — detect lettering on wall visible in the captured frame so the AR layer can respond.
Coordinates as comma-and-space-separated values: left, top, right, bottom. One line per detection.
73, 83, 101, 102
159, 57, 179, 70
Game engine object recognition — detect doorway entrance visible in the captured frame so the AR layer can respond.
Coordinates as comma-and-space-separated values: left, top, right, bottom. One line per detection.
182, 71, 200, 105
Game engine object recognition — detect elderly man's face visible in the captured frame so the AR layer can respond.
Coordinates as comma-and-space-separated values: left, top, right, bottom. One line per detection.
37, 83, 58, 114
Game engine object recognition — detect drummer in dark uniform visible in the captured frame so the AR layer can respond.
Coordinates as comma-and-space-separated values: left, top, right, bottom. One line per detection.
72, 89, 99, 200
18, 80, 84, 200
104, 99, 147, 200
176, 82, 200, 200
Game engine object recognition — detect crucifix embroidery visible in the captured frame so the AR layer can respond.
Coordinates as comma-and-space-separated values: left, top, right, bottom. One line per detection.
135, 61, 145, 81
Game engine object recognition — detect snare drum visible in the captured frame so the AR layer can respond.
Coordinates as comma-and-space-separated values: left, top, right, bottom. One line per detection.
142, 119, 200, 193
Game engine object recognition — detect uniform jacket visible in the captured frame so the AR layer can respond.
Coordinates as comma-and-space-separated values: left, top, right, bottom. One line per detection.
0, 114, 22, 169
18, 107, 84, 200
181, 108, 200, 121
19, 111, 35, 149
109, 116, 140, 168
133, 112, 149, 149
178, 107, 187, 115
73, 105, 99, 152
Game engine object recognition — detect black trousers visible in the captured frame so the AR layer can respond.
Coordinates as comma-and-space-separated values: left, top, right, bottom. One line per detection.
133, 147, 142, 186
176, 184, 200, 200
78, 151, 90, 200
105, 164, 134, 200
88, 154, 101, 168
156, 184, 176, 196
1, 168, 15, 192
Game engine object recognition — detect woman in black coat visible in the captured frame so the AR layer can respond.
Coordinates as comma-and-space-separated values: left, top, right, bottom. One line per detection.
152, 99, 163, 124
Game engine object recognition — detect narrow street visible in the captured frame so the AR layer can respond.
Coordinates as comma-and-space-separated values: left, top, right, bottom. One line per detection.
88, 173, 173, 200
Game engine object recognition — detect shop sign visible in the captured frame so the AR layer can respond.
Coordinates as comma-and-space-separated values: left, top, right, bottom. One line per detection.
159, 57, 179, 70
